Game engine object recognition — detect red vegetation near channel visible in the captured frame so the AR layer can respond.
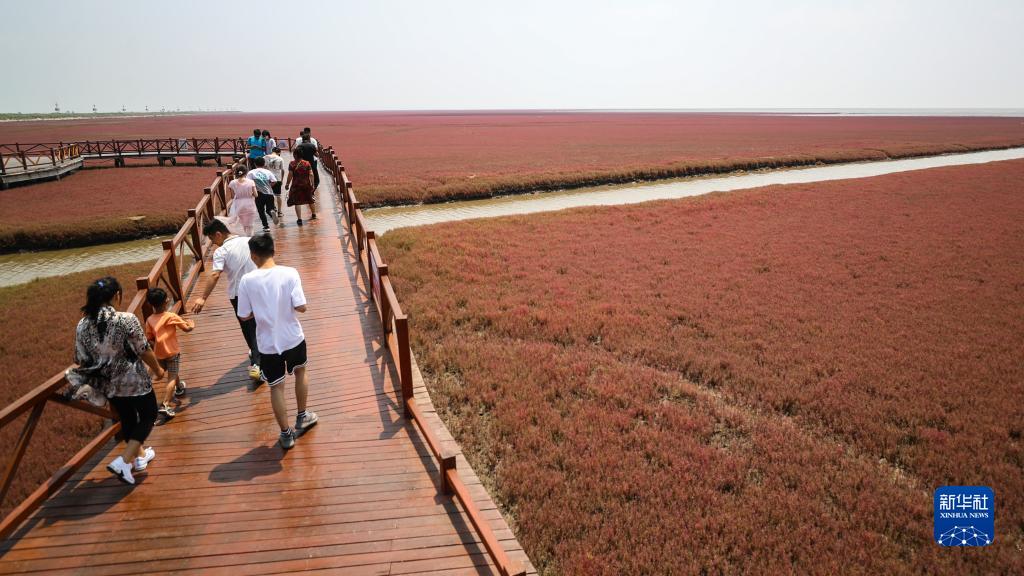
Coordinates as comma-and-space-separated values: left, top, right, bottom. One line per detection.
2, 112, 1023, 205
0, 260, 157, 518
0, 166, 216, 251
379, 160, 1024, 574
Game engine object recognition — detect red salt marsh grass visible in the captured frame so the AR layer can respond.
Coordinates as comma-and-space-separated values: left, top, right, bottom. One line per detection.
378, 160, 1024, 574
3, 112, 1023, 205
0, 166, 216, 251
0, 260, 157, 518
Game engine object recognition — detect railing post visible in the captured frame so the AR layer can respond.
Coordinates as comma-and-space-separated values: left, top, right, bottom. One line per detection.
203, 187, 215, 221
162, 239, 185, 304
440, 450, 457, 495
395, 316, 413, 413
364, 230, 374, 270
217, 171, 228, 210
0, 402, 46, 507
136, 277, 153, 321
379, 265, 391, 335
188, 209, 204, 271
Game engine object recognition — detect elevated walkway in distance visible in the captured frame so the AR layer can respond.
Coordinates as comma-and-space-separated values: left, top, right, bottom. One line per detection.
0, 146, 83, 188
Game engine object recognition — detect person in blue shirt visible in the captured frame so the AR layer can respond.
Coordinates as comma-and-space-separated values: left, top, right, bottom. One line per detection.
246, 129, 266, 168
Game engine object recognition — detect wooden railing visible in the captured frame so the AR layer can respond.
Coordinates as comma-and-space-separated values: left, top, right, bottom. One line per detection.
0, 137, 300, 171
317, 147, 526, 576
77, 137, 298, 159
0, 143, 81, 175
0, 166, 234, 540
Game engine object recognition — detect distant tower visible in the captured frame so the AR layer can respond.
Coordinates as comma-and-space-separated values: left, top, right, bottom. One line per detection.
54, 102, 60, 113
92, 104, 97, 113
121, 105, 127, 113
145, 106, 149, 112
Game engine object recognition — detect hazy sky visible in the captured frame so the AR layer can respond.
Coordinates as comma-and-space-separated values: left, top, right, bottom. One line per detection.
2, 0, 1022, 112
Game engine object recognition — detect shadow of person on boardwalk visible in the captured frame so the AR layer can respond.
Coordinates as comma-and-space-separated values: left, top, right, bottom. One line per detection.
208, 445, 283, 483
167, 359, 259, 419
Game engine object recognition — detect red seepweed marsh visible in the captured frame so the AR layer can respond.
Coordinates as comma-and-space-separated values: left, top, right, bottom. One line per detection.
379, 159, 1024, 574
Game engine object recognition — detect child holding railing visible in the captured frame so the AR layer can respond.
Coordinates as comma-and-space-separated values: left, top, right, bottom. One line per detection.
144, 288, 195, 423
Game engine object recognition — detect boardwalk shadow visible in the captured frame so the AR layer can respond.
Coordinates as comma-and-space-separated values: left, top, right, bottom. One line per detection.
208, 445, 283, 483
327, 189, 405, 439
171, 359, 257, 418
1, 467, 140, 547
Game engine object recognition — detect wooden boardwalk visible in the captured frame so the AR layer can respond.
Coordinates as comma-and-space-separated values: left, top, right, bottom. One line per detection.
0, 162, 535, 575
0, 154, 82, 188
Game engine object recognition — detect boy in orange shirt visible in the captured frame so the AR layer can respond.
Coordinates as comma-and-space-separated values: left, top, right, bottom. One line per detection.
145, 288, 195, 423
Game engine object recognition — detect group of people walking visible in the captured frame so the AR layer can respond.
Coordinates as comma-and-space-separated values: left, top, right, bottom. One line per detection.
67, 128, 325, 485
230, 128, 320, 233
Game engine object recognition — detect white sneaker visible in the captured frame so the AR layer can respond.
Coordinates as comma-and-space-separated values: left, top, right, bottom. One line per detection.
134, 447, 156, 471
106, 456, 135, 485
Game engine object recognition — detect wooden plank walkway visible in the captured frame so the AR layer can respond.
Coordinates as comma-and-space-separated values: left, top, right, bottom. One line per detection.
0, 155, 82, 188
0, 161, 535, 575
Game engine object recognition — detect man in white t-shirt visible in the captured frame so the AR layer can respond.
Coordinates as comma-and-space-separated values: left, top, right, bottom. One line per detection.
297, 127, 318, 148
262, 130, 276, 155
264, 148, 286, 226
190, 218, 261, 381
247, 157, 279, 229
236, 233, 318, 449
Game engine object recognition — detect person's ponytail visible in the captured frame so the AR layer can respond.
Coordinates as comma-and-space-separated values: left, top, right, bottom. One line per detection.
81, 276, 122, 322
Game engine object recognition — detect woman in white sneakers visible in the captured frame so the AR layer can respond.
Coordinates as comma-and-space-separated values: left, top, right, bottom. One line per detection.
67, 277, 166, 484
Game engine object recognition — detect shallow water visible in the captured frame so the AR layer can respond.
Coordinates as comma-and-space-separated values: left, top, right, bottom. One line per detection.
0, 237, 164, 288
364, 147, 1024, 235
2, 147, 1023, 288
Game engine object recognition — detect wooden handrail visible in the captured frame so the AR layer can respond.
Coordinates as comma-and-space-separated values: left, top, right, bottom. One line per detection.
447, 472, 526, 576
0, 162, 234, 539
319, 147, 525, 576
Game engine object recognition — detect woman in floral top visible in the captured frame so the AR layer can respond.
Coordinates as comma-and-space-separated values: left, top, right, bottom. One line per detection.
67, 276, 166, 485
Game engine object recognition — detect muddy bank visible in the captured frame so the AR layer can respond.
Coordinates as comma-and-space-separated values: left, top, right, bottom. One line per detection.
0, 216, 182, 253
364, 146, 1024, 234
356, 141, 1024, 207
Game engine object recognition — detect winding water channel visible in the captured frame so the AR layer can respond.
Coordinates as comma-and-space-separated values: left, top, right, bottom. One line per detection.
2, 147, 1023, 288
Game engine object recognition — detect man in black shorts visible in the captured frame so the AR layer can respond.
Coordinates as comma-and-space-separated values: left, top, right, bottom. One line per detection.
235, 234, 319, 449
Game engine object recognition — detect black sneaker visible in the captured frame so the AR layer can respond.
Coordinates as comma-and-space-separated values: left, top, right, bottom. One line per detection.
296, 219, 303, 226
310, 214, 317, 221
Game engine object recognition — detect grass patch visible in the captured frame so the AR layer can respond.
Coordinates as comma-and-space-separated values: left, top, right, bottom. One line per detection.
380, 159, 1024, 574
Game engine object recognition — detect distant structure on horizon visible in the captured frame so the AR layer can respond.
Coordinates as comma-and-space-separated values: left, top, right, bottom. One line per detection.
53, 102, 59, 113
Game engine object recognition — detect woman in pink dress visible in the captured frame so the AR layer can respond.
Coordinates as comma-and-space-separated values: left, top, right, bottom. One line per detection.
228, 165, 259, 235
